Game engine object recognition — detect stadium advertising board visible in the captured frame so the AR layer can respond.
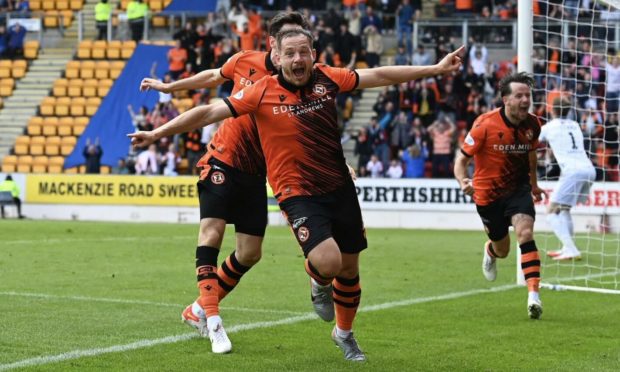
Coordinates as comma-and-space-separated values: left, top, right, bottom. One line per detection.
355, 178, 620, 215
25, 174, 199, 206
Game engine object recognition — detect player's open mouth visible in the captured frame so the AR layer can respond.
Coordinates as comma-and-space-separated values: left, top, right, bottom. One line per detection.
293, 67, 305, 78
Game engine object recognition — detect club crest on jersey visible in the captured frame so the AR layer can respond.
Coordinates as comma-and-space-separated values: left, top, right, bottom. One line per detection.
525, 129, 534, 141
249, 68, 256, 76
211, 171, 225, 185
313, 84, 326, 96
298, 227, 310, 242
498, 132, 504, 140
279, 94, 286, 102
234, 90, 244, 100
465, 133, 475, 146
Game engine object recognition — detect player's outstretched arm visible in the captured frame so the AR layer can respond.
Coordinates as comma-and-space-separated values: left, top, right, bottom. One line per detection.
454, 151, 474, 196
140, 68, 227, 93
128, 102, 233, 147
356, 46, 464, 89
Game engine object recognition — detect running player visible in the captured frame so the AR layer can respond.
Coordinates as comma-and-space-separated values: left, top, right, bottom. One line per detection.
139, 12, 311, 354
454, 72, 547, 319
129, 29, 463, 360
541, 98, 596, 260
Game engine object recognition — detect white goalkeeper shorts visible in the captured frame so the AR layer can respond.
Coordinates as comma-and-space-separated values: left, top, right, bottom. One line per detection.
550, 167, 596, 206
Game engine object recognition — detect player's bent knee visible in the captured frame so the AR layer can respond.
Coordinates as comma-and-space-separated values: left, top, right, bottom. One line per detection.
198, 218, 226, 246
236, 248, 261, 266
516, 228, 534, 243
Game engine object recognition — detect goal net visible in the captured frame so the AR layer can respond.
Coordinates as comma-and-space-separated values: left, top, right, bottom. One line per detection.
522, 0, 620, 293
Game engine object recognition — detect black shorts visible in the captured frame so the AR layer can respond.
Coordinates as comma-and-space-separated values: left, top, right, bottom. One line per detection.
476, 185, 536, 241
198, 157, 267, 237
279, 181, 367, 257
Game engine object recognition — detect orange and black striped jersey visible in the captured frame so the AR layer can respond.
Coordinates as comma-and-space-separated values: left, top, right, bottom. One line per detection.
197, 50, 277, 179
224, 64, 359, 202
461, 107, 541, 206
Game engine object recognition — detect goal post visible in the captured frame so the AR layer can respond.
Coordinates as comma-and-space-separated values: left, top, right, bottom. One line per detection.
516, 0, 620, 293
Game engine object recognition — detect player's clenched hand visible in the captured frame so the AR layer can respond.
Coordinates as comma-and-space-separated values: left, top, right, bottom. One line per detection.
140, 78, 169, 93
460, 178, 474, 196
531, 185, 547, 202
127, 131, 156, 147
436, 45, 465, 74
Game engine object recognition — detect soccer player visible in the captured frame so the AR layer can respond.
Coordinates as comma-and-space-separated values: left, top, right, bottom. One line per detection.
130, 29, 463, 360
541, 98, 596, 260
139, 12, 311, 354
454, 72, 547, 320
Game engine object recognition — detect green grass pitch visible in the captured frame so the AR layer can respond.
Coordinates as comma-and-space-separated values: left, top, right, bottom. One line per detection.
1, 220, 619, 371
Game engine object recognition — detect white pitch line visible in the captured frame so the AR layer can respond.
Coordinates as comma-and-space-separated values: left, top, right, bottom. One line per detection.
0, 291, 305, 316
1, 234, 294, 245
0, 285, 518, 371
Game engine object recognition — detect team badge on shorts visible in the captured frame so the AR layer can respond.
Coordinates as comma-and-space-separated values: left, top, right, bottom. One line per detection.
298, 227, 310, 242
211, 171, 225, 185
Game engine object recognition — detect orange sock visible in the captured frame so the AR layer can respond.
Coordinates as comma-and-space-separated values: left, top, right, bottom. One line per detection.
217, 251, 251, 301
520, 240, 541, 292
195, 246, 220, 317
333, 276, 361, 331
304, 259, 331, 286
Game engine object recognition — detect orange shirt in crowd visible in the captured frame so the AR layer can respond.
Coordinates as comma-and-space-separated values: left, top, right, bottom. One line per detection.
456, 0, 473, 11
168, 47, 187, 72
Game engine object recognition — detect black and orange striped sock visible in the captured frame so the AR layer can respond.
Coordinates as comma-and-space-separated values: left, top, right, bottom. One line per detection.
195, 246, 220, 318
304, 259, 332, 286
217, 251, 250, 301
520, 240, 541, 292
333, 276, 361, 331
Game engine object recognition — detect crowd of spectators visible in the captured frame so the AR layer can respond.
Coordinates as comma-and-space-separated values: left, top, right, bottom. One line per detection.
0, 23, 27, 59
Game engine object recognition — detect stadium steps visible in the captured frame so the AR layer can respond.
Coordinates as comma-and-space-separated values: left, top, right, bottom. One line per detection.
0, 48, 74, 162
62, 0, 100, 43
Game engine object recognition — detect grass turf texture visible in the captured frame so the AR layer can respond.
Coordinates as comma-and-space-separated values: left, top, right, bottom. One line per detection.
0, 220, 619, 371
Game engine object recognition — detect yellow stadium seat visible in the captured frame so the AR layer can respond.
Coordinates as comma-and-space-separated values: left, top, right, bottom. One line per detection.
48, 156, 65, 173
83, 79, 98, 97
57, 0, 69, 10
95, 61, 110, 79
121, 41, 136, 59
58, 117, 74, 136
44, 10, 60, 28
70, 0, 84, 10
80, 60, 95, 79
29, 116, 43, 126
27, 122, 43, 136
73, 124, 86, 136
29, 0, 42, 10
60, 136, 77, 155
0, 60, 10, 68
14, 136, 30, 155
65, 61, 80, 78
17, 155, 33, 173
150, 0, 163, 11
2, 155, 18, 173
61, 10, 73, 28
92, 41, 107, 59
110, 61, 125, 79
71, 98, 86, 117
68, 79, 83, 97
98, 79, 113, 97
0, 66, 10, 78
86, 97, 101, 116
24, 41, 40, 59
77, 41, 92, 59
11, 64, 27, 79
152, 16, 167, 27
45, 136, 61, 156
32, 156, 49, 173
75, 116, 89, 127
100, 166, 111, 174
42, 116, 58, 136
42, 0, 54, 10
40, 97, 56, 116
55, 97, 71, 116
53, 78, 69, 97
107, 41, 121, 59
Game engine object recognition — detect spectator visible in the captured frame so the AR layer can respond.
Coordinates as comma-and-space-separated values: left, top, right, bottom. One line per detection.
168, 40, 188, 80
162, 143, 180, 176
412, 45, 432, 66
414, 80, 438, 126
227, 3, 249, 31
127, 104, 150, 131
354, 127, 373, 176
366, 154, 384, 178
111, 158, 130, 174
368, 115, 390, 168
345, 8, 362, 36
360, 6, 383, 33
135, 144, 160, 175
389, 111, 413, 160
0, 25, 7, 58
396, 0, 419, 57
334, 22, 360, 69
428, 118, 456, 178
232, 22, 255, 51
127, 0, 149, 42
184, 128, 202, 175
363, 25, 382, 68
7, 22, 26, 58
0, 175, 25, 219
95, 0, 111, 41
386, 159, 404, 178
605, 55, 620, 114
394, 44, 410, 66
173, 22, 198, 67
401, 143, 429, 178
83, 138, 103, 174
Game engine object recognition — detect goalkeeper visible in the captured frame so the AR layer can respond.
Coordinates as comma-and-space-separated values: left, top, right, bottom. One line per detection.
541, 98, 596, 261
